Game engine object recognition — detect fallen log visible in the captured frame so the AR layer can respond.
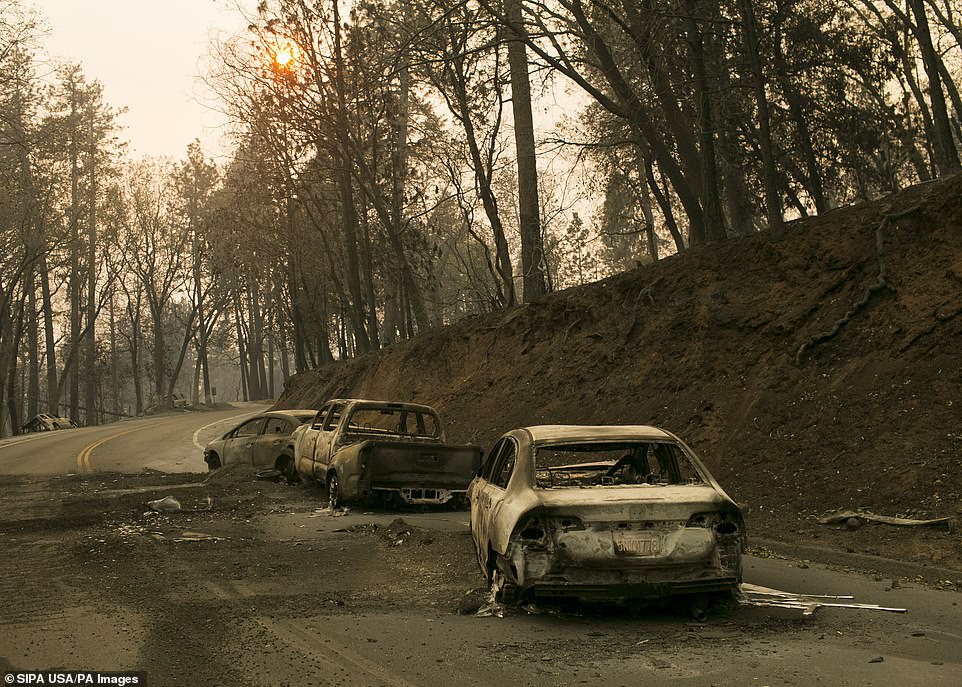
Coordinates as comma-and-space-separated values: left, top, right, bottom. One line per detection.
818, 510, 955, 529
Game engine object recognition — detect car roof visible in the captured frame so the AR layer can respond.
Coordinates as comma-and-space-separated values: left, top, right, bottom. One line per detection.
521, 425, 674, 443
266, 409, 316, 418
324, 399, 438, 413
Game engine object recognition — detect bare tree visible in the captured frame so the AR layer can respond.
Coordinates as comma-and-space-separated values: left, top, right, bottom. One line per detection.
505, 0, 548, 299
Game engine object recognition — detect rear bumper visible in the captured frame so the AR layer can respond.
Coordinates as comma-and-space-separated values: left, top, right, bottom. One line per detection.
371, 486, 465, 504
526, 575, 740, 603
502, 542, 743, 602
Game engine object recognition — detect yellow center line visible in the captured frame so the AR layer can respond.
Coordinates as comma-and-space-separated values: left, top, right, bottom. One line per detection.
76, 425, 150, 473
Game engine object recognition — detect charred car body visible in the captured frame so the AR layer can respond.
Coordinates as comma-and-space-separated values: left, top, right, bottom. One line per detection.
204, 409, 316, 476
21, 414, 77, 432
290, 399, 482, 508
468, 425, 746, 605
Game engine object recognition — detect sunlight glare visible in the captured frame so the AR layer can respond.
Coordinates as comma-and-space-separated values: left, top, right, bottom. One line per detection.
271, 38, 300, 73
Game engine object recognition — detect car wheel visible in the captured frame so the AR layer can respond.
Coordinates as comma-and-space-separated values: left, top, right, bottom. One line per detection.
206, 453, 221, 470
327, 472, 340, 510
283, 456, 298, 485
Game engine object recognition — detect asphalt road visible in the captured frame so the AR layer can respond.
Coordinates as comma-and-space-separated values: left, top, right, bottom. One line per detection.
255, 509, 962, 686
0, 404, 266, 475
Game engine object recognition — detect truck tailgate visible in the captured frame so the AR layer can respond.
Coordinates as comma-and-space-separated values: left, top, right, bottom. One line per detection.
359, 440, 482, 488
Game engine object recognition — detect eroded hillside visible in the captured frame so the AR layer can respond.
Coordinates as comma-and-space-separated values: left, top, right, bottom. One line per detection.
278, 175, 962, 570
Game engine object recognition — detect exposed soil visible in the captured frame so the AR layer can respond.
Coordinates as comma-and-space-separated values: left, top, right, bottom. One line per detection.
277, 175, 962, 572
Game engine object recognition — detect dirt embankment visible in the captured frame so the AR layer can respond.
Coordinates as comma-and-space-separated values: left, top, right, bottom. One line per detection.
278, 175, 962, 570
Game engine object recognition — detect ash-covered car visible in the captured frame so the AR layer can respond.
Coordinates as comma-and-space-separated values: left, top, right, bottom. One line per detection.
468, 425, 746, 607
21, 414, 78, 432
204, 409, 316, 479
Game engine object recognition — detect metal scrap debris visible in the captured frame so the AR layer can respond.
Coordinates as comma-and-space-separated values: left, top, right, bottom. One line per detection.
147, 496, 182, 512
818, 510, 955, 530
171, 531, 224, 543
146, 495, 213, 513
739, 583, 907, 616
475, 573, 508, 618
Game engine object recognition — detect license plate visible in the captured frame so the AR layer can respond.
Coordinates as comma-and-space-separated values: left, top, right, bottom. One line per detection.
614, 534, 661, 555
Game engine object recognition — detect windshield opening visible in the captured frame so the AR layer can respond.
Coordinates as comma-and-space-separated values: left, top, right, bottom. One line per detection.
535, 441, 704, 488
344, 406, 440, 439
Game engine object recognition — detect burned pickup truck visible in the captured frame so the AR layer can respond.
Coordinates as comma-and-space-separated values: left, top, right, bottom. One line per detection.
289, 399, 482, 509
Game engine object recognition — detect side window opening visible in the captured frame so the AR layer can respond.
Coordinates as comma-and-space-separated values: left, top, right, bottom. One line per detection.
479, 440, 505, 481
264, 418, 291, 435
312, 405, 331, 429
234, 419, 264, 438
324, 405, 344, 431
491, 441, 517, 489
653, 444, 682, 483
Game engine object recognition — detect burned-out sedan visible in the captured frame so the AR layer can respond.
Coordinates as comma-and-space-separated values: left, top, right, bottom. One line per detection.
204, 409, 316, 479
468, 425, 746, 606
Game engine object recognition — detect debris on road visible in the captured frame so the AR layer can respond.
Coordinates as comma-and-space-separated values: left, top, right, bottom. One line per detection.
818, 511, 956, 530
457, 588, 487, 615
256, 468, 284, 482
112, 523, 154, 539
384, 518, 411, 546
474, 599, 504, 618
330, 505, 351, 517
739, 583, 908, 616
147, 495, 182, 512
475, 575, 508, 618
145, 495, 213, 513
171, 531, 224, 543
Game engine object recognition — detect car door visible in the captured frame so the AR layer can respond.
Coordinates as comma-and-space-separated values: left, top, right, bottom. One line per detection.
252, 417, 293, 468
470, 441, 501, 568
312, 402, 346, 480
471, 438, 517, 572
221, 418, 267, 466
296, 404, 329, 475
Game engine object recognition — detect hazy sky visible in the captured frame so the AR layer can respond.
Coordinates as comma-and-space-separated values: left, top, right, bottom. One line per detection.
37, 0, 250, 161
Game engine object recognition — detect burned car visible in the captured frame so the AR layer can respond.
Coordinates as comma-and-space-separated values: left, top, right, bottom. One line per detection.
21, 413, 77, 432
467, 425, 746, 606
204, 409, 316, 478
